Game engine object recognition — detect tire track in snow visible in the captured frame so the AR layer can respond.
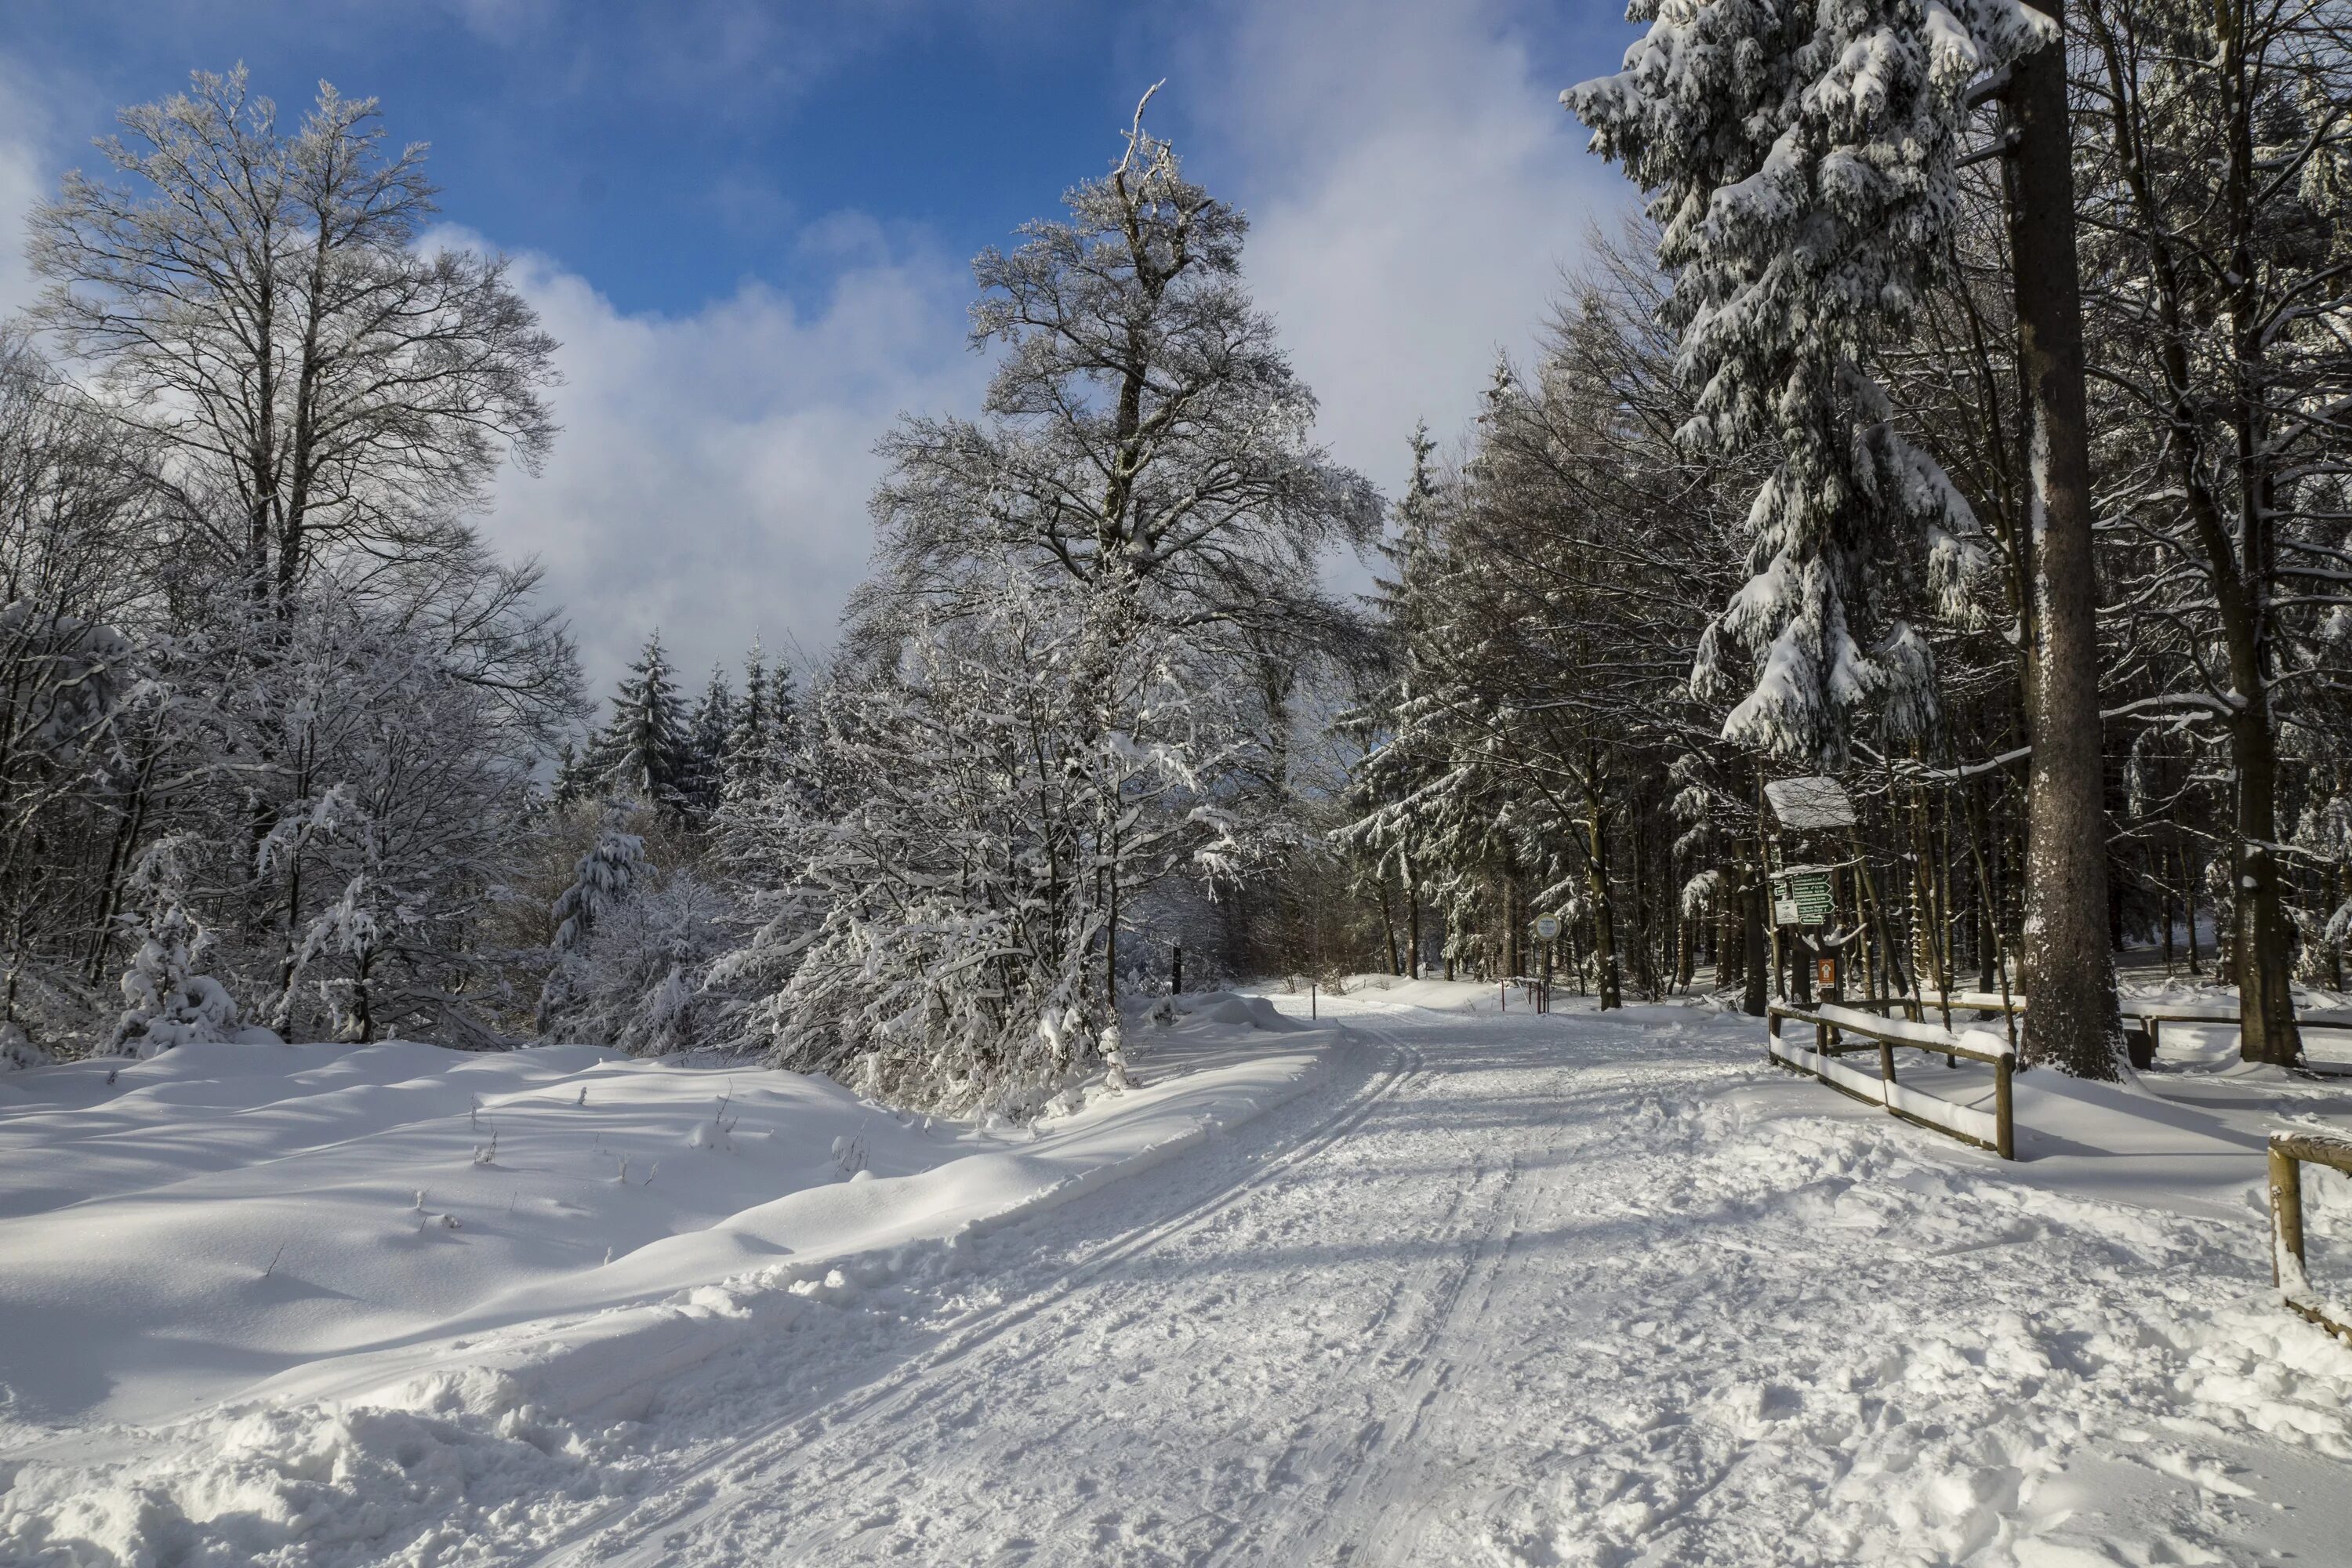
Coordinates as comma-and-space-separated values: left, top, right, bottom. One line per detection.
1214, 1142, 1525, 1567
517, 1023, 1427, 1568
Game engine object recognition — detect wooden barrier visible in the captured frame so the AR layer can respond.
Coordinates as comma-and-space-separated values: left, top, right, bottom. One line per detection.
1922, 992, 2352, 1073
2269, 1131, 2352, 1345
1769, 1002, 2015, 1160
2131, 1007, 2352, 1058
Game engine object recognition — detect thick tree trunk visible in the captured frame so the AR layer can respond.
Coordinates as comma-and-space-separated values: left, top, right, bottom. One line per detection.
2006, 2, 2124, 1078
1742, 867, 1769, 1018
1588, 813, 1622, 1011
2233, 702, 2303, 1063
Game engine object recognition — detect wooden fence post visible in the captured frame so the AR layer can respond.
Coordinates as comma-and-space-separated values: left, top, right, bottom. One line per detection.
1994, 1054, 2014, 1162
2270, 1143, 2306, 1290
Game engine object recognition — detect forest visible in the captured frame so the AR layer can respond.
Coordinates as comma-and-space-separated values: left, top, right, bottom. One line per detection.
4, 0, 2348, 1111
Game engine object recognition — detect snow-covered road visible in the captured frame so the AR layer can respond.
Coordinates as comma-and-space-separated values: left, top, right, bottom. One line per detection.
509, 994, 2352, 1568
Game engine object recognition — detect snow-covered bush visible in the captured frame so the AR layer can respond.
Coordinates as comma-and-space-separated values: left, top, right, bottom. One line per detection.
716, 576, 1254, 1113
539, 861, 736, 1055
106, 837, 238, 1056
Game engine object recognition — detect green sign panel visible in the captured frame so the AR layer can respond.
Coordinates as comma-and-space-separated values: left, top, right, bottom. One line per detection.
1770, 869, 1835, 928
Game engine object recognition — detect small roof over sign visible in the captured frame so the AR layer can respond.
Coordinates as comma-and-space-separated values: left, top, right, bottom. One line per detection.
1763, 775, 1856, 832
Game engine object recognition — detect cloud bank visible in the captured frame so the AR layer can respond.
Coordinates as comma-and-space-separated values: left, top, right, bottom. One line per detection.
1201, 0, 1634, 500
0, 3, 1638, 699
469, 227, 982, 695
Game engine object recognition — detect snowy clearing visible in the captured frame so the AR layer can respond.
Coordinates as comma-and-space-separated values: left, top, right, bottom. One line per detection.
7, 985, 2352, 1566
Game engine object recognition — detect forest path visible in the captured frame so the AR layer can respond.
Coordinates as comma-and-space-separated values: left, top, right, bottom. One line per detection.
531, 996, 2349, 1568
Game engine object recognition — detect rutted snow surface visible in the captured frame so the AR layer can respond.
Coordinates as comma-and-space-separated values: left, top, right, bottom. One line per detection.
8, 989, 2352, 1566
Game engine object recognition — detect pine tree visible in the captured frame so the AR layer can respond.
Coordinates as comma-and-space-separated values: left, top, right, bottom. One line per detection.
586, 631, 694, 814
550, 820, 644, 953
1566, 2, 2042, 767
536, 815, 646, 1038
552, 739, 590, 807
724, 643, 770, 793
686, 664, 734, 816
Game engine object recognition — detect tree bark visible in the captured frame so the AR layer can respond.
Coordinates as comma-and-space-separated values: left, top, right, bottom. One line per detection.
2006, 1, 2124, 1077
1588, 812, 1622, 1011
2233, 702, 2303, 1062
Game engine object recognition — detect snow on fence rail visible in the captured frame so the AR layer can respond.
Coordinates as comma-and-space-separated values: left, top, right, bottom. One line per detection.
1767, 1002, 2015, 1160
2268, 1131, 2352, 1345
1907, 991, 2352, 1073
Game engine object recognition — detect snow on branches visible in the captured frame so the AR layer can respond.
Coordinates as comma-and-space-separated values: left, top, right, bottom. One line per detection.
724, 574, 1252, 1115
1566, 0, 2035, 764
106, 836, 239, 1056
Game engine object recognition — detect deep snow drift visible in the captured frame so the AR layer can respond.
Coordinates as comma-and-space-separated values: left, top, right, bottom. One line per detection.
5, 980, 2352, 1566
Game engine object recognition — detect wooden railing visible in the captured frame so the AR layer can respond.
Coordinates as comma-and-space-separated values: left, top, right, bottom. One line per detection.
1904, 992, 2352, 1072
2269, 1131, 2352, 1345
1768, 1002, 2015, 1160
2129, 1007, 2352, 1058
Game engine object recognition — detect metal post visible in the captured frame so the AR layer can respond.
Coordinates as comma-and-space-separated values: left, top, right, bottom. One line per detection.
1311, 979, 1317, 1020
1172, 945, 1181, 996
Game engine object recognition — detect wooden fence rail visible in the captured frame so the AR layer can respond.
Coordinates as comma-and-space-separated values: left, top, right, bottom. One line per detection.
1907, 992, 2352, 1072
2269, 1131, 2352, 1345
1768, 1002, 2015, 1160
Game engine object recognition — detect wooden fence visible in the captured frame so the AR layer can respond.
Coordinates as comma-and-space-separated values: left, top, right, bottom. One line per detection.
1890, 992, 2352, 1073
2269, 1131, 2352, 1345
1768, 1002, 2015, 1160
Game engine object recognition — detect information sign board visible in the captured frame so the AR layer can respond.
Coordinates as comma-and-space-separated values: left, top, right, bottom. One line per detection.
1769, 868, 1835, 927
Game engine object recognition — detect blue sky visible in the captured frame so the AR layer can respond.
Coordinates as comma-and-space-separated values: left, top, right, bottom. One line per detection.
0, 1, 1638, 692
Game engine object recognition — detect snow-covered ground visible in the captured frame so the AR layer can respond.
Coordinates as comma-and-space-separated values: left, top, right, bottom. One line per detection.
7, 981, 2352, 1566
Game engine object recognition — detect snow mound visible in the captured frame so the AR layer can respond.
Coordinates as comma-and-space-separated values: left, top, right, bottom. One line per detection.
1174, 990, 1316, 1033
0, 1014, 1342, 1566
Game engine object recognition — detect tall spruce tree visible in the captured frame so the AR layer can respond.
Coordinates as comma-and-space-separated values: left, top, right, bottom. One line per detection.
588, 632, 694, 815
686, 665, 735, 817
1566, 2, 2043, 766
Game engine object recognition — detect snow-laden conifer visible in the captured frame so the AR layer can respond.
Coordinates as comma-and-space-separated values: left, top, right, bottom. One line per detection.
586, 633, 695, 814
1566, 1, 2042, 765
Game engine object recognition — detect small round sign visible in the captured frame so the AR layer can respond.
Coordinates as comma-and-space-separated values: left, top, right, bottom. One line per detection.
1534, 915, 1561, 940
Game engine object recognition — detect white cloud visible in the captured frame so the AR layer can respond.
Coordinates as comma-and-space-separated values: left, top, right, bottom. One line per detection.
0, 7, 1641, 701
466, 231, 984, 695
1189, 0, 1635, 512
0, 56, 59, 322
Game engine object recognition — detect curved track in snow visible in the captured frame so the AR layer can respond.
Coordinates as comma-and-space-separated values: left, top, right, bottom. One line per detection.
507, 995, 2352, 1567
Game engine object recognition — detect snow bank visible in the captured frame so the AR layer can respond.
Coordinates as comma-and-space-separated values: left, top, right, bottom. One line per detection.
0, 1011, 1336, 1446
1173, 989, 1318, 1033
1337, 974, 1722, 1021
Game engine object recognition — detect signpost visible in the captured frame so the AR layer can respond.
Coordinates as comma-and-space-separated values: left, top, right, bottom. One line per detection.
1762, 779, 1856, 1009
1769, 867, 1835, 928
1767, 862, 1838, 1006
1534, 915, 1560, 1014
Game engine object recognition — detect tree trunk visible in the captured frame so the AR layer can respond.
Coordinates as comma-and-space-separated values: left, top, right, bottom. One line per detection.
1588, 812, 1622, 1010
1743, 866, 1769, 1017
2006, 2, 2124, 1077
2183, 846, 2202, 975
2233, 702, 2303, 1063
1403, 851, 1422, 979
